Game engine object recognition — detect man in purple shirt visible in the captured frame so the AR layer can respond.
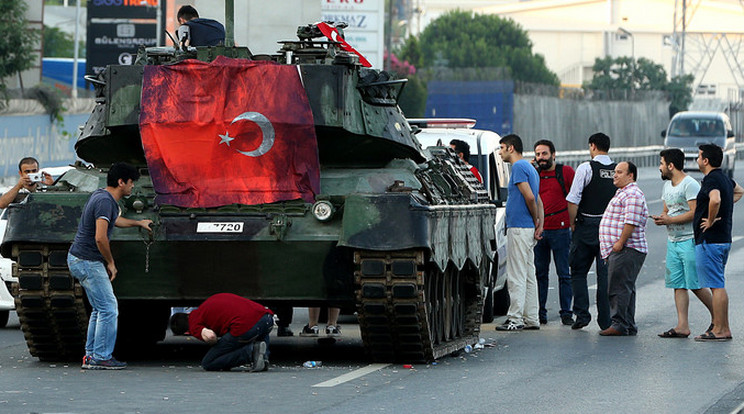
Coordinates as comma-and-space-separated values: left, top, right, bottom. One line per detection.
598, 161, 648, 336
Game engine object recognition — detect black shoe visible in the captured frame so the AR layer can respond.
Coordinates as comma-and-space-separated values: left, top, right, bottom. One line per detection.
561, 315, 574, 326
277, 326, 294, 337
572, 319, 589, 330
539, 317, 548, 325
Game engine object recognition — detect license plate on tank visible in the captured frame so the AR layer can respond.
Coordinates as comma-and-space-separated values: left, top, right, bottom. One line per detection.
196, 222, 244, 233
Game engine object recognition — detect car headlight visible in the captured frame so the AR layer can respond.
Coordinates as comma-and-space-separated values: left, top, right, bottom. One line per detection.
311, 200, 335, 222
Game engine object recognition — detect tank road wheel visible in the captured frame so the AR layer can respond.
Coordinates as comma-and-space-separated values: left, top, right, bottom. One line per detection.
13, 244, 88, 361
355, 250, 484, 362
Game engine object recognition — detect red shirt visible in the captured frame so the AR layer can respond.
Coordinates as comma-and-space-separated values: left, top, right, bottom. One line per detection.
538, 165, 575, 230
470, 165, 483, 183
188, 293, 273, 340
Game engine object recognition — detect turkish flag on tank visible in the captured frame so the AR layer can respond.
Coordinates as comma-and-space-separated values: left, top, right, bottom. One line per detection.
316, 22, 372, 67
139, 56, 320, 208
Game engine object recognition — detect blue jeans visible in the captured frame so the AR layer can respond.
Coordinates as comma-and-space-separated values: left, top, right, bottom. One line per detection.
201, 313, 274, 371
534, 228, 573, 319
67, 253, 118, 360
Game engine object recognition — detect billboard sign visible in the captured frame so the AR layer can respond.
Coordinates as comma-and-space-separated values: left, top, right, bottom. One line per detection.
321, 0, 383, 68
86, 0, 161, 77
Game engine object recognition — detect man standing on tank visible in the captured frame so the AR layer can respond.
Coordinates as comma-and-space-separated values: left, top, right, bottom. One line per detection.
177, 5, 226, 48
566, 133, 616, 331
533, 139, 575, 326
68, 163, 153, 370
495, 134, 544, 331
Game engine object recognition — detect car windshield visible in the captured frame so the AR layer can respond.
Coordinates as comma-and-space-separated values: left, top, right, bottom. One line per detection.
670, 118, 724, 137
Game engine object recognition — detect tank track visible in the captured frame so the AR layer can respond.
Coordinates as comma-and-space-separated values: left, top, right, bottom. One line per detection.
13, 244, 88, 362
355, 249, 482, 362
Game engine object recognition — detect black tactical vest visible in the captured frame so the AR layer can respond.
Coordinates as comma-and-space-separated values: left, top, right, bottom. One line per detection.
577, 160, 617, 216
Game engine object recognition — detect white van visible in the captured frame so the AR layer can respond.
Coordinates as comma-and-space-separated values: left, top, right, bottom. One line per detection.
662, 111, 736, 178
409, 118, 510, 322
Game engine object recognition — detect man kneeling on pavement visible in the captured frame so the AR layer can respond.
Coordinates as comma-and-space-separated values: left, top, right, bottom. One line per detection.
170, 293, 273, 371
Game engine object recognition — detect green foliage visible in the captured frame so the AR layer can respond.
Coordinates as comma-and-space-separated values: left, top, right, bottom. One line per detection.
44, 25, 85, 58
398, 9, 559, 85
586, 56, 694, 114
398, 75, 427, 117
666, 74, 695, 117
24, 84, 66, 122
0, 0, 41, 96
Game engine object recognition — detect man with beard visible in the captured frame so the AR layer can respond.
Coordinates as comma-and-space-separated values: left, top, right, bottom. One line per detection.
652, 148, 713, 338
692, 144, 743, 341
533, 140, 575, 325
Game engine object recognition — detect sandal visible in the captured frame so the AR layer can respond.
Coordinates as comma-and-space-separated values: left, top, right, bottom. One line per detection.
658, 328, 689, 338
694, 331, 732, 342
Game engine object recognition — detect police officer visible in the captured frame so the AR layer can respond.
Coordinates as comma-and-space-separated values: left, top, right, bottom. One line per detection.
566, 133, 616, 330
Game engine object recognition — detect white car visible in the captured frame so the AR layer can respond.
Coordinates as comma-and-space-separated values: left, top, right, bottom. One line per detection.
409, 118, 510, 322
0, 208, 15, 327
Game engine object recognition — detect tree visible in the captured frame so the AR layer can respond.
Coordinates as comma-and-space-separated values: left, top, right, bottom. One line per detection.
0, 0, 40, 96
44, 25, 85, 58
398, 10, 559, 85
586, 56, 694, 116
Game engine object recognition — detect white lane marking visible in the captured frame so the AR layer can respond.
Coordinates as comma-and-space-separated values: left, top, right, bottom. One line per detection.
312, 363, 391, 388
734, 236, 744, 243
588, 284, 597, 290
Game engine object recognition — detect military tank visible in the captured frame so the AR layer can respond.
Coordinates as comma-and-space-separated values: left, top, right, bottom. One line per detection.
1, 16, 499, 362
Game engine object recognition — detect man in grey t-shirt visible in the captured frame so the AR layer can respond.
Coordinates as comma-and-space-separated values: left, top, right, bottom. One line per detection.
652, 149, 713, 338
68, 163, 152, 370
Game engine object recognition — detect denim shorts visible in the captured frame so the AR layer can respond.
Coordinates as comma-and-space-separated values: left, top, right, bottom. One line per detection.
695, 242, 731, 289
665, 239, 700, 290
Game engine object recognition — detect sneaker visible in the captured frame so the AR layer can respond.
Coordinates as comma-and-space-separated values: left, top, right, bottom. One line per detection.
561, 315, 575, 326
81, 355, 92, 369
539, 317, 548, 325
251, 341, 267, 372
83, 357, 127, 370
325, 325, 342, 337
277, 326, 294, 337
523, 324, 540, 330
300, 324, 319, 337
495, 320, 524, 331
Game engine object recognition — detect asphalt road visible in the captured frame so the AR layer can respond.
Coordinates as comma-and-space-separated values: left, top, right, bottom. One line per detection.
1, 166, 744, 414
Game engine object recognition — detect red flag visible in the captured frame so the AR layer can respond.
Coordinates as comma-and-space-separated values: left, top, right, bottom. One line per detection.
316, 22, 372, 68
139, 56, 320, 208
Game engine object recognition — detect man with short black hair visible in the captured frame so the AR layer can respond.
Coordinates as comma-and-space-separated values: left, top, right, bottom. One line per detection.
0, 157, 54, 209
653, 148, 713, 339
177, 5, 226, 48
533, 139, 575, 325
598, 161, 648, 336
692, 144, 743, 341
566, 132, 616, 330
450, 139, 483, 182
68, 163, 153, 370
495, 134, 544, 331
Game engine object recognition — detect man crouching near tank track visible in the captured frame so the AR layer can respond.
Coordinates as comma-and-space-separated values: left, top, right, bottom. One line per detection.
170, 293, 274, 372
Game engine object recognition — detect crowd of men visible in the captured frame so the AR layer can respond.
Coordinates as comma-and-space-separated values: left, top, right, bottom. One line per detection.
495, 133, 743, 341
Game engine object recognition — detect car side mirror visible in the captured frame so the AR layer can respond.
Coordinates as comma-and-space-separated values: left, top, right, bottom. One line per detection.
661, 130, 667, 138
727, 129, 735, 138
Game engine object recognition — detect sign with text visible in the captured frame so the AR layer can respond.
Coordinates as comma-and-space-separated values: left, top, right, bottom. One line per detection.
86, 22, 157, 75
88, 0, 158, 19
321, 0, 383, 68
